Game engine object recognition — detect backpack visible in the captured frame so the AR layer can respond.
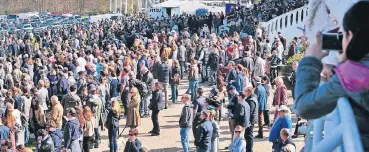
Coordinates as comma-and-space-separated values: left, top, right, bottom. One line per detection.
209, 53, 219, 69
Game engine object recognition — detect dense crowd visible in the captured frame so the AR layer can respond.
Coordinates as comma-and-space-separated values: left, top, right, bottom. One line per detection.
0, 1, 312, 152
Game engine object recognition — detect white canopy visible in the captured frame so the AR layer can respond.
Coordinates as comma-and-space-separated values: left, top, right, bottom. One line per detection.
152, 0, 223, 14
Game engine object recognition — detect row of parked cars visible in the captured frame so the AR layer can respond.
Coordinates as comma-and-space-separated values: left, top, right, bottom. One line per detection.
0, 13, 91, 34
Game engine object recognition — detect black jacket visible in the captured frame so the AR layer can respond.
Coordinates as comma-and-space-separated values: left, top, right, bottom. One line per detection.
241, 56, 254, 74
107, 111, 120, 128
234, 101, 251, 128
194, 119, 213, 150
158, 62, 169, 83
150, 90, 164, 111
63, 118, 80, 149
208, 52, 219, 70
246, 94, 259, 124
37, 136, 55, 152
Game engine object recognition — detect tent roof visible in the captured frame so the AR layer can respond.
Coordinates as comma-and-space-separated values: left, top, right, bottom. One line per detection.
152, 0, 189, 8
152, 0, 223, 14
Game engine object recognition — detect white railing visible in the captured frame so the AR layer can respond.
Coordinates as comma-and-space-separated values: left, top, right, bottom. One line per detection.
262, 6, 308, 43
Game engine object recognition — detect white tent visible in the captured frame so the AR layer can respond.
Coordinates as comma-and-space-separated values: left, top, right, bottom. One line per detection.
151, 0, 213, 14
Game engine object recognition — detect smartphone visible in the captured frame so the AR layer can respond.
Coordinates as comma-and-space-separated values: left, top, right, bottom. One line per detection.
321, 33, 343, 51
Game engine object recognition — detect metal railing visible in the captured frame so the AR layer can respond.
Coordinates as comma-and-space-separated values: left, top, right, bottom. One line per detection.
311, 97, 364, 152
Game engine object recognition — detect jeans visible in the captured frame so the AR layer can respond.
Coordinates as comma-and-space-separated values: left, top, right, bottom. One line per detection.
151, 110, 160, 133
270, 67, 278, 83
140, 95, 152, 115
180, 128, 190, 152
209, 68, 217, 85
189, 80, 198, 101
108, 126, 118, 152
121, 91, 129, 116
258, 110, 264, 136
201, 64, 208, 82
83, 136, 92, 152
180, 61, 187, 79
211, 137, 219, 152
171, 84, 178, 104
263, 110, 270, 125
94, 128, 101, 147
160, 82, 169, 107
244, 125, 254, 152
24, 124, 29, 145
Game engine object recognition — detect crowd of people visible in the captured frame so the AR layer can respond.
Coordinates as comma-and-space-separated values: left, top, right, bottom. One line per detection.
0, 0, 314, 152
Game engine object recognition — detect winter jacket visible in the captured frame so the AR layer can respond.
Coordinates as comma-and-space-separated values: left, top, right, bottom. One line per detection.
179, 103, 193, 128
150, 90, 164, 111
234, 101, 251, 128
194, 119, 213, 150
63, 118, 80, 149
273, 85, 288, 106
255, 84, 267, 111
140, 71, 154, 95
188, 64, 199, 80
235, 73, 245, 92
208, 52, 219, 70
124, 139, 142, 152
49, 129, 63, 150
37, 136, 55, 152
231, 137, 246, 152
61, 92, 81, 116
269, 115, 292, 142
241, 56, 254, 74
51, 103, 63, 128
107, 111, 120, 128
158, 62, 169, 83
58, 77, 69, 95
193, 96, 206, 120
109, 77, 120, 98
295, 56, 369, 151
88, 95, 102, 127
0, 125, 10, 142
254, 57, 265, 78
246, 94, 258, 125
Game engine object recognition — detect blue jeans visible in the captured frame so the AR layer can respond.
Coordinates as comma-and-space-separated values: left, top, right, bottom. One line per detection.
25, 124, 29, 145
180, 128, 190, 152
108, 126, 118, 152
201, 65, 208, 82
140, 95, 151, 115
180, 61, 187, 79
189, 80, 198, 101
171, 84, 177, 104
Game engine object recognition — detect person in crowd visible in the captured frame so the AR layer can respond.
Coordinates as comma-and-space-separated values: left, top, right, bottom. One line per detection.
253, 52, 266, 78
21, 89, 32, 145
63, 108, 81, 152
107, 98, 120, 152
169, 60, 180, 104
149, 82, 164, 136
124, 128, 142, 152
235, 65, 245, 92
209, 109, 219, 152
29, 95, 46, 140
272, 77, 287, 122
192, 88, 206, 137
82, 106, 95, 152
50, 96, 63, 130
252, 77, 266, 138
1, 139, 12, 152
75, 106, 86, 150
288, 61, 298, 99
279, 128, 296, 152
36, 129, 54, 152
3, 103, 16, 151
157, 57, 170, 108
37, 80, 49, 110
243, 86, 258, 152
61, 85, 81, 116
127, 87, 141, 129
194, 110, 213, 152
230, 125, 246, 152
88, 86, 102, 148
294, 2, 369, 150
179, 94, 193, 152
269, 105, 292, 151
208, 46, 220, 86
269, 49, 282, 84
188, 59, 199, 101
226, 85, 238, 146
47, 123, 63, 152
139, 66, 154, 118
120, 68, 131, 117
0, 117, 10, 143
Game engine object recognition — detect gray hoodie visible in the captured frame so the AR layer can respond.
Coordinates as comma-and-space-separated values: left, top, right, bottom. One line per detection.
179, 103, 193, 128
61, 92, 81, 116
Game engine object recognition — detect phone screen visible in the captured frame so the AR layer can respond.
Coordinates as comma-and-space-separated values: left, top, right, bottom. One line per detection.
321, 33, 343, 50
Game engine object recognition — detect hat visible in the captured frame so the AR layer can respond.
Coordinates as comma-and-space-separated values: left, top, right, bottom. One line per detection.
277, 105, 289, 112
210, 87, 219, 96
67, 108, 77, 115
253, 77, 262, 84
228, 85, 236, 90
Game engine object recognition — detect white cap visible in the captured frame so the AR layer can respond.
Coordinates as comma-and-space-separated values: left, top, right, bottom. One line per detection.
277, 105, 290, 112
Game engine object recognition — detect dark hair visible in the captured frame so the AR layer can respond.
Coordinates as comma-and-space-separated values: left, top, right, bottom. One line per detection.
343, 1, 369, 61
70, 85, 77, 92
197, 88, 204, 95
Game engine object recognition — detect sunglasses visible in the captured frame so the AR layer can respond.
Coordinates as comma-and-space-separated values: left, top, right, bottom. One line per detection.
129, 134, 134, 136
234, 131, 241, 133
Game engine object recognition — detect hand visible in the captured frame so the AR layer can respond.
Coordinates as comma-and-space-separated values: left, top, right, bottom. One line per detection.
62, 148, 66, 152
305, 32, 328, 59
37, 136, 42, 141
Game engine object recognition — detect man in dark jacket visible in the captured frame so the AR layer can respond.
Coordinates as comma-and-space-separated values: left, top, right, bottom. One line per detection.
208, 47, 220, 86
244, 86, 258, 152
241, 51, 254, 75
195, 110, 213, 152
139, 67, 154, 118
61, 85, 81, 116
179, 94, 193, 152
37, 129, 55, 152
149, 82, 163, 136
157, 58, 169, 108
234, 93, 251, 129
63, 108, 81, 152
253, 77, 267, 138
192, 88, 206, 137
48, 124, 63, 152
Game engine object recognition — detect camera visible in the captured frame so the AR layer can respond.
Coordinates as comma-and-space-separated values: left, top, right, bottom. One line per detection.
321, 33, 343, 51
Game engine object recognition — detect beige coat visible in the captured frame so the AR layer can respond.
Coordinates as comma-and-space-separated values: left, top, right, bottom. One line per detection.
51, 103, 63, 128
126, 95, 141, 127
83, 117, 95, 137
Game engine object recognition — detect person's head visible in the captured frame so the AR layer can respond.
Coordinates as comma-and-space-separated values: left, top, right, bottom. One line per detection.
236, 64, 243, 73
38, 80, 45, 88
130, 87, 139, 97
181, 94, 190, 104
200, 110, 210, 120
277, 105, 289, 118
209, 109, 216, 120
37, 129, 48, 138
67, 108, 77, 118
83, 106, 93, 121
196, 88, 204, 97
242, 86, 254, 97
280, 128, 291, 142
341, 1, 369, 62
140, 66, 148, 74
234, 125, 244, 138
275, 77, 284, 87
253, 76, 262, 86
51, 95, 59, 106
129, 128, 139, 138
292, 61, 298, 70
237, 93, 246, 102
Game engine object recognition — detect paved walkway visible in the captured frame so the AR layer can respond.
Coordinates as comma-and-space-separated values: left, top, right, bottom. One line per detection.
92, 78, 305, 152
